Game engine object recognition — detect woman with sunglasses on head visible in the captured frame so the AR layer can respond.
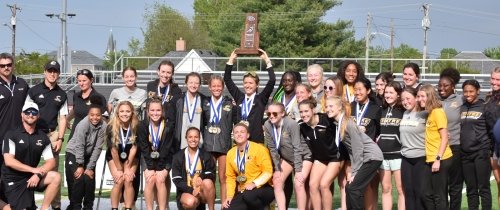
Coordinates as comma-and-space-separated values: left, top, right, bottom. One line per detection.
338, 60, 366, 103
137, 97, 175, 210
272, 71, 301, 117
377, 81, 405, 210
202, 75, 236, 202
324, 96, 383, 210
106, 101, 140, 210
224, 49, 276, 143
374, 72, 395, 106
320, 76, 344, 113
172, 127, 216, 210
146, 60, 183, 123
438, 68, 463, 210
264, 102, 312, 210
298, 99, 341, 210
417, 84, 453, 210
174, 72, 208, 150
486, 67, 500, 209
460, 79, 493, 210
67, 69, 108, 139
108, 66, 148, 117
351, 77, 381, 210
399, 87, 428, 210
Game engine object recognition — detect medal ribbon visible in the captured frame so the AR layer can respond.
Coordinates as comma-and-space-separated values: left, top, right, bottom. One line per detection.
185, 94, 199, 124
345, 84, 354, 103
149, 120, 163, 151
356, 101, 369, 126
281, 94, 296, 114
120, 125, 131, 152
335, 114, 344, 147
237, 142, 250, 173
272, 121, 283, 150
157, 84, 170, 104
241, 93, 255, 120
210, 96, 223, 125
185, 149, 200, 177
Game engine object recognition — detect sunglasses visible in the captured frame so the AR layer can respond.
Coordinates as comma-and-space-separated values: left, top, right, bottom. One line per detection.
244, 71, 257, 77
77, 69, 92, 77
266, 112, 279, 117
0, 63, 13, 68
324, 86, 334, 91
23, 109, 39, 116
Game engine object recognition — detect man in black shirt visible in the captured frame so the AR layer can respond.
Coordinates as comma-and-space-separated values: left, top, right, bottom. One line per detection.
25, 60, 67, 210
2, 102, 61, 210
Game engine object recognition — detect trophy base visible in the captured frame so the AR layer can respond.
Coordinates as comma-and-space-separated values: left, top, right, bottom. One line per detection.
234, 48, 260, 55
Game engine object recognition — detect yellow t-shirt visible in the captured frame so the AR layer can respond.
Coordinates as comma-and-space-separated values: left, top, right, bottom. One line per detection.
425, 108, 453, 162
225, 141, 273, 199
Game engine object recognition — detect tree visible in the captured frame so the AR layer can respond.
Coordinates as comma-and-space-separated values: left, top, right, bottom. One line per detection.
193, 0, 364, 59
484, 46, 500, 59
439, 48, 458, 59
431, 48, 478, 74
14, 52, 49, 75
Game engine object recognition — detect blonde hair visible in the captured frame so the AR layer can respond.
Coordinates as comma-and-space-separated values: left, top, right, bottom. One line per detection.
108, 101, 139, 146
325, 96, 351, 139
418, 84, 442, 112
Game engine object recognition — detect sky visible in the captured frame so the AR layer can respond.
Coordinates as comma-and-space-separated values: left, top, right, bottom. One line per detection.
0, 0, 499, 59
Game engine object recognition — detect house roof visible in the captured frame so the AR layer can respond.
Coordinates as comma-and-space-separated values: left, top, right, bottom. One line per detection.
47, 50, 104, 66
453, 51, 500, 73
146, 49, 219, 70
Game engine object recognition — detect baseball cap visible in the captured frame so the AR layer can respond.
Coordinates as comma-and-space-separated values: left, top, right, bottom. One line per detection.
22, 101, 39, 112
45, 60, 61, 72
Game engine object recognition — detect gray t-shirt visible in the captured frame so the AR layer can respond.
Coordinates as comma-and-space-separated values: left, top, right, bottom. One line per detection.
109, 87, 147, 115
441, 94, 462, 146
400, 110, 428, 158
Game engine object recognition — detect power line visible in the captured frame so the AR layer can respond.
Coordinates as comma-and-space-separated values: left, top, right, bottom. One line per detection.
434, 24, 500, 37
17, 20, 58, 48
433, 3, 500, 18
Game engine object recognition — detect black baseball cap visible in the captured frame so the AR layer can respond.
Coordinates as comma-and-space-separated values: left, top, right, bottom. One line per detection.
45, 60, 61, 72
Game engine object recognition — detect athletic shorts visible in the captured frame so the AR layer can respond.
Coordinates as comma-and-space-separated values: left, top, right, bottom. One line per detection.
3, 176, 47, 210
380, 158, 402, 171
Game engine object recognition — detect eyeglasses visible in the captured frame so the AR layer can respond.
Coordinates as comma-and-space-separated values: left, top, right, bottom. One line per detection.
23, 109, 39, 116
266, 112, 279, 117
324, 86, 334, 91
0, 63, 13, 68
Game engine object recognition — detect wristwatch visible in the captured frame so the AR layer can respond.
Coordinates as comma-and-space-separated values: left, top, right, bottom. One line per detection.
436, 155, 441, 161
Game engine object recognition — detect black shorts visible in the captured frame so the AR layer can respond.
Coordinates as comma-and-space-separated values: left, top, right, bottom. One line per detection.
3, 177, 47, 210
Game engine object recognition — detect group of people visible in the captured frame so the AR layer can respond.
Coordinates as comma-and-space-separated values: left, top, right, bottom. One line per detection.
0, 49, 499, 210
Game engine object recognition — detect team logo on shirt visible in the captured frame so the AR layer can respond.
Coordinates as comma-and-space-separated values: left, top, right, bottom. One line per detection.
352, 117, 372, 126
18, 139, 24, 144
0, 95, 4, 99
223, 105, 231, 112
38, 94, 45, 99
380, 118, 401, 126
148, 91, 156, 98
461, 111, 482, 120
86, 100, 91, 105
17, 88, 24, 91
450, 101, 459, 108
54, 95, 62, 102
36, 139, 43, 146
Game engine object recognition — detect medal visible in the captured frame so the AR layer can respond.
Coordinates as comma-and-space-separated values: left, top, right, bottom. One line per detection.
335, 114, 343, 147
150, 151, 160, 159
149, 120, 163, 155
236, 175, 247, 183
119, 126, 131, 159
240, 120, 249, 126
185, 148, 200, 178
281, 94, 296, 115
345, 84, 355, 103
185, 94, 199, 124
241, 94, 255, 121
236, 142, 249, 180
215, 127, 221, 134
272, 120, 283, 150
210, 96, 223, 126
158, 84, 170, 104
356, 101, 369, 126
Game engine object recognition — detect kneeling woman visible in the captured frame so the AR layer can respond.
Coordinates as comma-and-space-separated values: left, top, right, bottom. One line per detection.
106, 101, 140, 210
137, 97, 175, 210
172, 127, 216, 210
325, 96, 383, 210
264, 102, 312, 210
65, 97, 107, 210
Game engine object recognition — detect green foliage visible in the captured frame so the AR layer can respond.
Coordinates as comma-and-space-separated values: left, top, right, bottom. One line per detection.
14, 52, 49, 75
484, 46, 500, 59
366, 44, 422, 73
430, 48, 478, 74
193, 0, 364, 59
439, 48, 458, 59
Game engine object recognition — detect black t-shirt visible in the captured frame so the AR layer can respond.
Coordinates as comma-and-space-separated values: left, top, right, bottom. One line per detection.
350, 100, 382, 141
69, 89, 107, 139
0, 75, 29, 140
27, 82, 67, 130
1, 127, 52, 182
298, 113, 339, 161
146, 80, 182, 124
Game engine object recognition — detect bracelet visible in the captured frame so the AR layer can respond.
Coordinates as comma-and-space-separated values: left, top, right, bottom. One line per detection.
57, 137, 63, 141
35, 173, 43, 179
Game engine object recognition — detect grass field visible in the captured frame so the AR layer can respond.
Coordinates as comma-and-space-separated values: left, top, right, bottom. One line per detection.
47, 132, 500, 209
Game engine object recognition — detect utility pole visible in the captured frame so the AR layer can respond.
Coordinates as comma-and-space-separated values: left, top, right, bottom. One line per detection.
421, 4, 431, 77
390, 18, 394, 72
6, 4, 21, 64
46, 0, 75, 74
364, 13, 372, 72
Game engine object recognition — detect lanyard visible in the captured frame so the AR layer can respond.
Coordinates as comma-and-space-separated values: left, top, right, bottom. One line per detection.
281, 94, 296, 114
335, 114, 343, 147
210, 96, 223, 124
157, 84, 170, 104
120, 126, 131, 151
149, 120, 163, 151
356, 101, 369, 126
272, 120, 283, 150
241, 93, 256, 120
185, 94, 199, 124
2, 82, 15, 97
345, 84, 354, 103
237, 142, 250, 173
185, 149, 200, 177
